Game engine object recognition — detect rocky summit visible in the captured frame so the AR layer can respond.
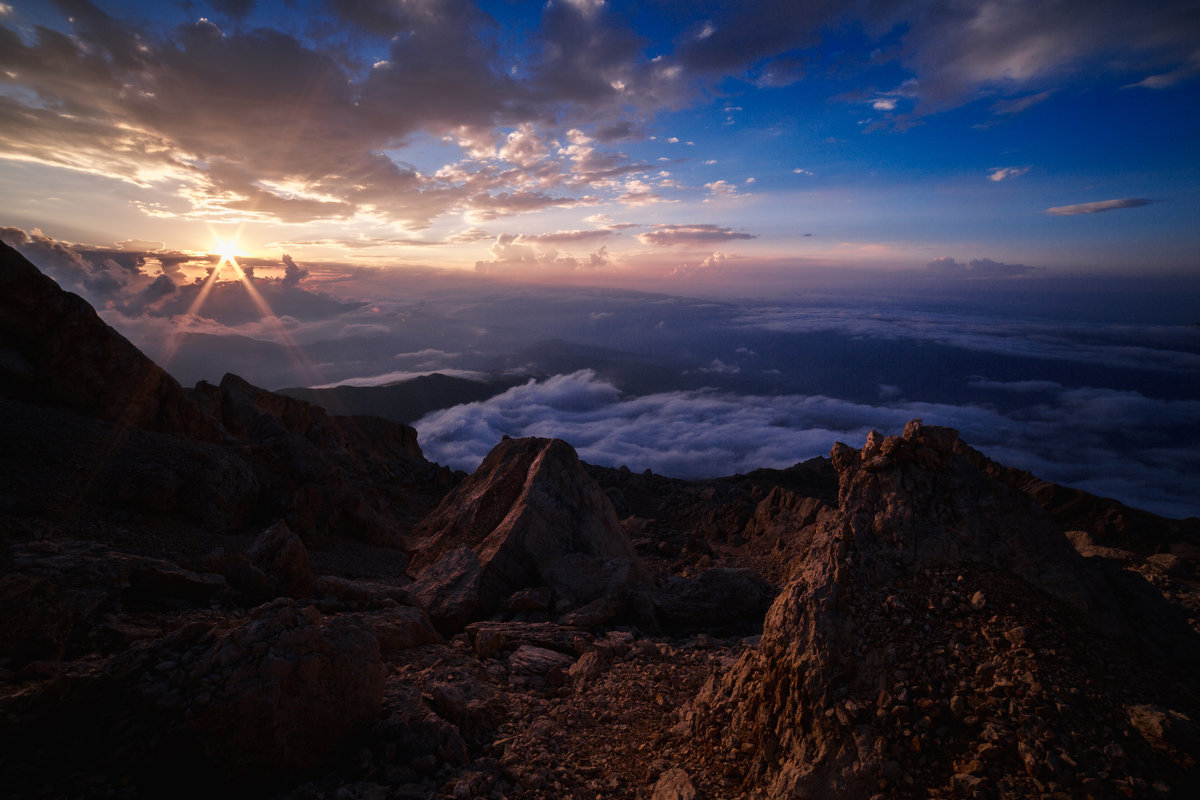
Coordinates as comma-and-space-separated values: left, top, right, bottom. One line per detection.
1, 241, 1199, 799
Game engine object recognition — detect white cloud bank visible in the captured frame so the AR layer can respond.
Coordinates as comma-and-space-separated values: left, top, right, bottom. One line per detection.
416, 371, 1200, 519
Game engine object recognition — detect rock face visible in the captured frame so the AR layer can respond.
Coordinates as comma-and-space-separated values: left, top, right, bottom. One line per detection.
408, 437, 645, 632
0, 600, 385, 794
0, 541, 229, 666
684, 420, 1200, 799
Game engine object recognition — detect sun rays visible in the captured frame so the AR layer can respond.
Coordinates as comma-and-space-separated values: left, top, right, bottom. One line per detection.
155, 226, 325, 387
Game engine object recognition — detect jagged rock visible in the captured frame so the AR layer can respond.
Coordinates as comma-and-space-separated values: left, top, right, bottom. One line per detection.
504, 586, 553, 612
1, 247, 455, 544
177, 601, 385, 781
1146, 552, 1188, 578
684, 420, 1200, 799
407, 547, 485, 633
247, 519, 314, 598
368, 683, 469, 769
202, 549, 272, 604
568, 648, 612, 683
742, 486, 829, 539
1066, 529, 1138, 561
408, 437, 645, 632
963, 435, 1200, 552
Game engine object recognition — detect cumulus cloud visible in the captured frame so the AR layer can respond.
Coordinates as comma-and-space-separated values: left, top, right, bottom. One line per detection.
0, 226, 174, 306
637, 224, 755, 247
703, 179, 747, 201
1045, 198, 1155, 215
415, 370, 1200, 518
473, 232, 610, 273
281, 254, 309, 287
667, 251, 729, 278
0, 1, 675, 231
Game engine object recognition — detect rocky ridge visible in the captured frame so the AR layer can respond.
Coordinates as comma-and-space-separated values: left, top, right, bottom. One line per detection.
2, 246, 1198, 798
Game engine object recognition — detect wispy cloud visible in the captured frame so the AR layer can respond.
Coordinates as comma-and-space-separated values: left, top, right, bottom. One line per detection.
987, 166, 1030, 182
1045, 198, 1154, 215
990, 91, 1054, 115
636, 224, 755, 247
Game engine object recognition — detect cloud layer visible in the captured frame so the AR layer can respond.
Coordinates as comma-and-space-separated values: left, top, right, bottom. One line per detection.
416, 370, 1200, 519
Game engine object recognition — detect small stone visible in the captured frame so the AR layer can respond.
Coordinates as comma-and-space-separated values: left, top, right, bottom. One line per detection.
970, 591, 987, 611
1004, 626, 1029, 646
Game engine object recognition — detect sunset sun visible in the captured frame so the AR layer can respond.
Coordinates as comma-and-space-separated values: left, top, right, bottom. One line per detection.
213, 237, 244, 276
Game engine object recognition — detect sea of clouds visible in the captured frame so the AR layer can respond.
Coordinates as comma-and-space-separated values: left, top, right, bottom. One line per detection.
417, 369, 1200, 519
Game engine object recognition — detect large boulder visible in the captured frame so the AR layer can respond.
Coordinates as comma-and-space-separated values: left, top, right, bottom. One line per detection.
246, 519, 314, 599
408, 436, 646, 632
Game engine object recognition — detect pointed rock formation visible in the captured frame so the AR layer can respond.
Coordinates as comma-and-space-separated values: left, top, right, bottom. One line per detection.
0, 241, 212, 435
685, 420, 1200, 798
408, 436, 645, 632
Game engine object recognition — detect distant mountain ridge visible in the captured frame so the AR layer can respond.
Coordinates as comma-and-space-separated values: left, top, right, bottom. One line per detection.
277, 372, 527, 425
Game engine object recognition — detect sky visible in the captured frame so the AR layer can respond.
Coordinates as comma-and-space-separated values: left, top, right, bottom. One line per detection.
1, 0, 1198, 284
2, 1, 1199, 519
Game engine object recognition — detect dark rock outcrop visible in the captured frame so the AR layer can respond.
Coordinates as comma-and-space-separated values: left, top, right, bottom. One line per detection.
408, 437, 646, 632
0, 540, 229, 666
0, 241, 215, 436
0, 600, 385, 794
